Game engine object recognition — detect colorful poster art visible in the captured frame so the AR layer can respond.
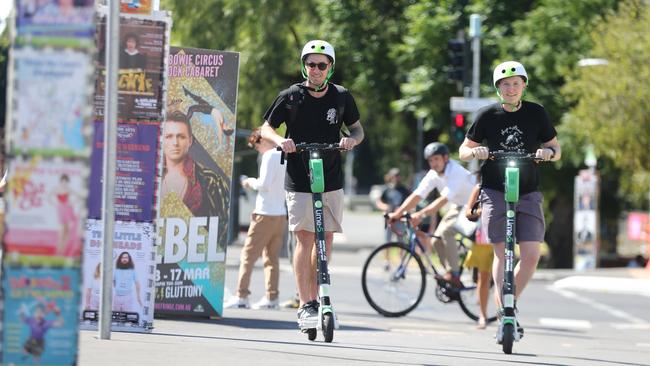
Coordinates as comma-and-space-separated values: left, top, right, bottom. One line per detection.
87, 121, 160, 222
80, 220, 155, 332
120, 0, 153, 15
1, 267, 80, 365
10, 48, 93, 158
4, 157, 87, 263
574, 169, 600, 270
15, 0, 95, 47
94, 15, 168, 122
155, 47, 239, 317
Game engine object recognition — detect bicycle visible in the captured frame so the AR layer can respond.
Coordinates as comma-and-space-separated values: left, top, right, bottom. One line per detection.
278, 142, 345, 342
361, 212, 498, 324
489, 149, 544, 354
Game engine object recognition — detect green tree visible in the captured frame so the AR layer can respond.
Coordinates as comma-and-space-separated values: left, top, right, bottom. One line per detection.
562, 0, 650, 205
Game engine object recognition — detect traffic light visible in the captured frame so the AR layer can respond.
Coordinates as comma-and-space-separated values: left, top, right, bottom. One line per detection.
451, 113, 466, 144
447, 38, 467, 83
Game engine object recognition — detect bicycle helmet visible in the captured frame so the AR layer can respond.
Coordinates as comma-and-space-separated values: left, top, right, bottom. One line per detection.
300, 40, 336, 89
493, 61, 528, 88
423, 142, 449, 159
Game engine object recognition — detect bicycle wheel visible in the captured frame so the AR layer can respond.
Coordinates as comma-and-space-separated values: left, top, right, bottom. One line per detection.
456, 267, 498, 323
361, 242, 426, 317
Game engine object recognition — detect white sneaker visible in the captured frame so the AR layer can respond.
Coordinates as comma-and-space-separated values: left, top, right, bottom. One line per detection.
223, 296, 250, 309
251, 296, 279, 310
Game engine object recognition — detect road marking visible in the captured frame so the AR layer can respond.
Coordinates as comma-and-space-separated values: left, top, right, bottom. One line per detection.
549, 286, 650, 326
538, 317, 592, 330
611, 323, 650, 330
553, 276, 650, 297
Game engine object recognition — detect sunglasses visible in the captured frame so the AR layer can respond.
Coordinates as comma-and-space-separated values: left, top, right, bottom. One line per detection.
305, 62, 330, 71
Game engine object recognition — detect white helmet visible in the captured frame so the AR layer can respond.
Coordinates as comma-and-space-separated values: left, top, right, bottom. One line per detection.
493, 61, 528, 87
301, 40, 335, 64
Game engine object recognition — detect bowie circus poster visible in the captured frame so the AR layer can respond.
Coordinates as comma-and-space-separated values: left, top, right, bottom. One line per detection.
155, 47, 239, 318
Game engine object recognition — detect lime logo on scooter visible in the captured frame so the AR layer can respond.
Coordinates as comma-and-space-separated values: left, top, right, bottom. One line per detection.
314, 200, 324, 233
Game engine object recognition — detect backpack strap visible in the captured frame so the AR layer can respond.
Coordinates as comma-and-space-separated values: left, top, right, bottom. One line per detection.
332, 84, 349, 137
284, 83, 305, 139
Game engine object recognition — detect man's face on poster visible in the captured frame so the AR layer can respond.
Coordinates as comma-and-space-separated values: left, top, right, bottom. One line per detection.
164, 120, 192, 164
126, 37, 138, 52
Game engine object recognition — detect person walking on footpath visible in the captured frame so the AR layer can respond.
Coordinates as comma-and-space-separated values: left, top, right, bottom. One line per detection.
224, 129, 288, 310
459, 60, 561, 337
261, 40, 364, 329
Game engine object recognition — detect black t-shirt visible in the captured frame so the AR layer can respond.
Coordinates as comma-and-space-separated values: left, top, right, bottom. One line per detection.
263, 84, 360, 192
466, 101, 556, 194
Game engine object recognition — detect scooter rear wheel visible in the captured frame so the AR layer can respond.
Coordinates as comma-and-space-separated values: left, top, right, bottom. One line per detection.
306, 328, 317, 341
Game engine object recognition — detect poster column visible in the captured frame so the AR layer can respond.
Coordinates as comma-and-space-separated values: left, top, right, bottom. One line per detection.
0, 1, 96, 365
573, 169, 600, 270
155, 47, 239, 318
81, 9, 171, 333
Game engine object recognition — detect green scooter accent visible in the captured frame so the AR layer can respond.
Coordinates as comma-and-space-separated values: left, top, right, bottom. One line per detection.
505, 167, 519, 203
309, 159, 325, 193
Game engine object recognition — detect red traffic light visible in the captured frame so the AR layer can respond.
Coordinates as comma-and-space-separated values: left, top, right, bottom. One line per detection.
454, 113, 465, 128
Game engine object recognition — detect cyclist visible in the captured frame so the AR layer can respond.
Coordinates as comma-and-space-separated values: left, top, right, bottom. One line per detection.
388, 142, 476, 286
458, 61, 561, 336
261, 40, 364, 329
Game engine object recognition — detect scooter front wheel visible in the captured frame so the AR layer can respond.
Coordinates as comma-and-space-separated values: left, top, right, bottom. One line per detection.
502, 323, 514, 354
322, 313, 334, 343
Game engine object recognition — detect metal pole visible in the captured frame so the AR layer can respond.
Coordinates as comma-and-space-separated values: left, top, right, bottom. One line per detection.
416, 116, 423, 172
468, 14, 481, 173
99, 0, 119, 340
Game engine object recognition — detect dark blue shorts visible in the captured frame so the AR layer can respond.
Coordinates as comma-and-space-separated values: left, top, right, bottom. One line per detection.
480, 188, 545, 244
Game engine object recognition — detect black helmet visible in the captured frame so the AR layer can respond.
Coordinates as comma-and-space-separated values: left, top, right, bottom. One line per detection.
423, 142, 449, 159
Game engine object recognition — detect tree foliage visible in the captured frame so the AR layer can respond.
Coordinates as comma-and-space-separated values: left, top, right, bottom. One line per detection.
561, 0, 650, 204
159, 0, 650, 265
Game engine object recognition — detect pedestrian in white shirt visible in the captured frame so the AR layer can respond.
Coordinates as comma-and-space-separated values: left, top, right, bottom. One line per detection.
389, 142, 476, 286
224, 128, 287, 310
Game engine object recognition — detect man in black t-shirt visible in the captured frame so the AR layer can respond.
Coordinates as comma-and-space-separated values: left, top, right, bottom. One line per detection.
459, 61, 561, 336
261, 40, 364, 330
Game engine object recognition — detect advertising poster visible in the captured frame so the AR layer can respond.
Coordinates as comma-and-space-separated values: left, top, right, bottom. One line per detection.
1, 267, 80, 365
14, 0, 95, 47
155, 47, 239, 317
574, 169, 600, 270
3, 157, 87, 263
121, 0, 153, 15
80, 220, 155, 332
87, 121, 160, 221
94, 15, 167, 122
10, 48, 93, 158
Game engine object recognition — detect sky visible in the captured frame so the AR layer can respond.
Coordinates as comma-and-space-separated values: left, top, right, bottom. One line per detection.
0, 0, 13, 35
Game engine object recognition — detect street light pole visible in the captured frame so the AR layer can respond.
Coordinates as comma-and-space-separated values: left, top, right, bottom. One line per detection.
468, 14, 481, 173
99, 0, 119, 340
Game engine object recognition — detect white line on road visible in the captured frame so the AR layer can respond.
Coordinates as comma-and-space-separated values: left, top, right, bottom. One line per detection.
548, 286, 650, 325
553, 276, 650, 297
538, 317, 592, 330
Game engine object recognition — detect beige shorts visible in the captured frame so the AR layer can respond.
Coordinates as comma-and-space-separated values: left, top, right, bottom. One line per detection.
286, 189, 344, 233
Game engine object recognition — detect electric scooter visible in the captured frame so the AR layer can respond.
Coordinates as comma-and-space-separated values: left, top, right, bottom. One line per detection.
279, 142, 344, 342
490, 150, 543, 354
